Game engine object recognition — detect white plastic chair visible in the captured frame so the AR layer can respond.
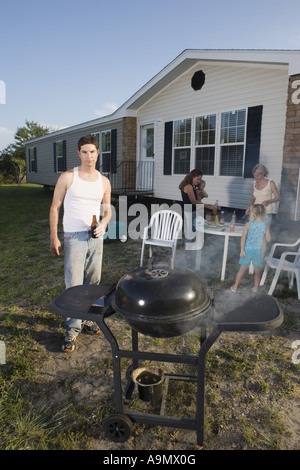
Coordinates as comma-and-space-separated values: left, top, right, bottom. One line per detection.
260, 237, 300, 299
140, 210, 183, 267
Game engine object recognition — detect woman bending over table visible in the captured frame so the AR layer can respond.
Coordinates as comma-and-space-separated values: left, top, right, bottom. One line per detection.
179, 169, 216, 246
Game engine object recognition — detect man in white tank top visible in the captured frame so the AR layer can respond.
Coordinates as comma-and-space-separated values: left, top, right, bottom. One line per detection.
50, 135, 112, 352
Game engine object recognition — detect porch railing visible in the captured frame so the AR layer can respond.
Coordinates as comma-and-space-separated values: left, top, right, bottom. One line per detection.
100, 160, 154, 193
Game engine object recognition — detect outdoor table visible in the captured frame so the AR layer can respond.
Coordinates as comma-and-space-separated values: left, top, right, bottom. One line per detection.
204, 222, 245, 281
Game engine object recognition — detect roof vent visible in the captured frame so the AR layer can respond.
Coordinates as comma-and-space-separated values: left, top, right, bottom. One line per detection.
191, 70, 205, 91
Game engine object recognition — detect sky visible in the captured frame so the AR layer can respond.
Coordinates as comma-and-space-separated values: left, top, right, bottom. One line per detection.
1, 0, 300, 152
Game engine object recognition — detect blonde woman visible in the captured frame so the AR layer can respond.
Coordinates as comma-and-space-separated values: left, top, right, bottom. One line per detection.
245, 164, 280, 226
231, 204, 271, 293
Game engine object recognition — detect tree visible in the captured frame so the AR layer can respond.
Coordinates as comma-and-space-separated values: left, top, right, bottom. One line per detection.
0, 144, 17, 184
13, 120, 52, 160
0, 120, 52, 183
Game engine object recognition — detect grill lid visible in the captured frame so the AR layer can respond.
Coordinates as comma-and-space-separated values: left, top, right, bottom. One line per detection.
112, 261, 211, 323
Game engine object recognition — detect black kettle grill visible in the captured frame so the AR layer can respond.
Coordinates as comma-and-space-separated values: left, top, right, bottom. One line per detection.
112, 260, 212, 338
53, 261, 283, 446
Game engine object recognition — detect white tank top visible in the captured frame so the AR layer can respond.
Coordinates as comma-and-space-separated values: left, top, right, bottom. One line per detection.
63, 167, 104, 232
252, 178, 274, 214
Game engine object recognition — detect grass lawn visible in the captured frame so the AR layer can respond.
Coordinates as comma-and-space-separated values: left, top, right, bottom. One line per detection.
0, 184, 299, 451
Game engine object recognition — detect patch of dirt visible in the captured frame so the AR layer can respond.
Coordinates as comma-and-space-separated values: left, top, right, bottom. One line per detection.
37, 248, 300, 451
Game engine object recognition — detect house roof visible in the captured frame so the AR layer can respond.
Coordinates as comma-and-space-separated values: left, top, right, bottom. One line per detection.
26, 49, 300, 144
121, 49, 300, 112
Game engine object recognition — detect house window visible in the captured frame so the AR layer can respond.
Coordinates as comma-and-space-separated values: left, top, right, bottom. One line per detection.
55, 140, 65, 172
101, 130, 111, 173
29, 147, 37, 173
220, 109, 246, 176
195, 114, 216, 175
144, 126, 154, 158
92, 131, 111, 172
164, 106, 261, 177
91, 132, 100, 170
173, 118, 191, 174
91, 132, 100, 149
92, 131, 111, 173
92, 129, 117, 173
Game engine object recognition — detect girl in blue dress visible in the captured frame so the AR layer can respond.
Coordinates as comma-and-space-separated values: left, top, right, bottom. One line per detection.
231, 204, 271, 293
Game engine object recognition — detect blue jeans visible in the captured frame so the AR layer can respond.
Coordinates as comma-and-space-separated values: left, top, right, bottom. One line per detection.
183, 211, 196, 247
64, 231, 103, 337
267, 213, 272, 226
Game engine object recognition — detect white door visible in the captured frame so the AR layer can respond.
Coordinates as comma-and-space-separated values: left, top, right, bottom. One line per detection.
138, 123, 155, 190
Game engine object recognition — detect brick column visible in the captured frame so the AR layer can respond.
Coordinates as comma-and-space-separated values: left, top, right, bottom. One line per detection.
278, 75, 300, 220
121, 117, 137, 189
122, 117, 137, 162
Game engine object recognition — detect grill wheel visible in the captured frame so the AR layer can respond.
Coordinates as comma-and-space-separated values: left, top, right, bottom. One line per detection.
103, 413, 133, 442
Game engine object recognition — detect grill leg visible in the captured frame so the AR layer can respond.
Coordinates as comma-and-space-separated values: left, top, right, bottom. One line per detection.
196, 329, 221, 446
124, 329, 139, 400
98, 313, 123, 413
132, 328, 139, 370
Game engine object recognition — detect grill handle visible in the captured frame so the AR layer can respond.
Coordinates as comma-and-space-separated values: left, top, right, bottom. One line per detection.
146, 257, 174, 274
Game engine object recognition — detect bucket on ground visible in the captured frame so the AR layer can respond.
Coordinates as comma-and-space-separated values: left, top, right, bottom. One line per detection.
132, 367, 164, 406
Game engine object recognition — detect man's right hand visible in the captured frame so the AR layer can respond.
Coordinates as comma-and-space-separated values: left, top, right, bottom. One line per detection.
50, 237, 61, 256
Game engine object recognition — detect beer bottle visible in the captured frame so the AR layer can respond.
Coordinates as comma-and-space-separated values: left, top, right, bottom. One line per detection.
220, 210, 225, 225
212, 200, 218, 215
91, 214, 98, 238
230, 215, 235, 232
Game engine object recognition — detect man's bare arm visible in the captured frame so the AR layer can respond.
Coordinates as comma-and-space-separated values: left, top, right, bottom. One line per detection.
49, 171, 72, 255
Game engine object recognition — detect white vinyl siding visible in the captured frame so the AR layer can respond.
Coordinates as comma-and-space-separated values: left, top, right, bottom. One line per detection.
26, 121, 122, 187
137, 62, 288, 211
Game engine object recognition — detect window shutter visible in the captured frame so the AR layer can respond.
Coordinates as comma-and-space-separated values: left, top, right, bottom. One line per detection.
34, 147, 37, 173
164, 121, 173, 175
53, 142, 57, 172
62, 140, 67, 171
27, 148, 31, 172
111, 129, 117, 173
244, 105, 263, 178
